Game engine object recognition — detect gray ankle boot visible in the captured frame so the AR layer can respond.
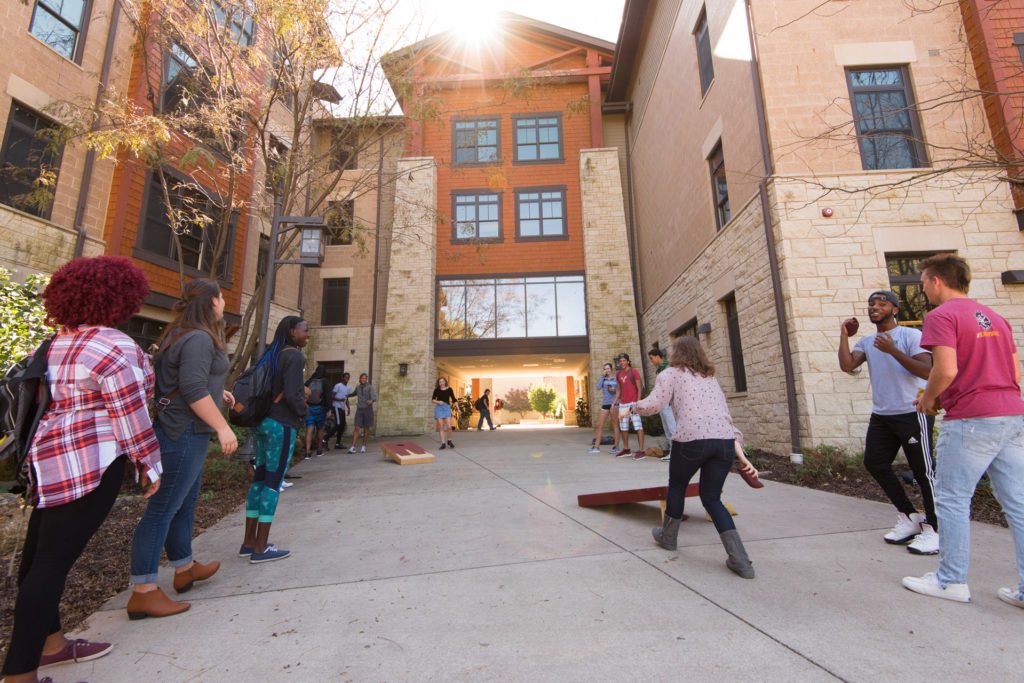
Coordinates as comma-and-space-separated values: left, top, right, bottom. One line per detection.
720, 529, 755, 578
652, 515, 681, 550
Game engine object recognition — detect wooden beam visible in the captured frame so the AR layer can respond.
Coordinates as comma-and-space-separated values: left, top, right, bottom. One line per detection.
587, 49, 604, 148
525, 46, 585, 71
417, 65, 611, 85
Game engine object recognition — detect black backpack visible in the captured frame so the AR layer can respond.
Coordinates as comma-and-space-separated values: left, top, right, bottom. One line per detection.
0, 336, 55, 487
474, 396, 486, 411
229, 348, 284, 428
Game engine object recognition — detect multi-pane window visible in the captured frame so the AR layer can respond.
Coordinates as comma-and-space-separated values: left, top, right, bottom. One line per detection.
162, 43, 204, 113
325, 199, 354, 245
138, 172, 234, 278
513, 115, 562, 162
723, 293, 747, 392
0, 103, 63, 219
516, 188, 566, 239
886, 252, 940, 328
453, 118, 499, 165
30, 0, 89, 62
321, 278, 350, 326
120, 317, 166, 355
212, 1, 255, 47
452, 192, 500, 241
846, 66, 927, 170
694, 7, 714, 97
328, 132, 357, 171
438, 275, 587, 340
673, 317, 698, 339
708, 143, 729, 229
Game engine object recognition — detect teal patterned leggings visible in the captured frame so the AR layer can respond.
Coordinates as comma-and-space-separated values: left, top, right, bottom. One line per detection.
246, 417, 295, 523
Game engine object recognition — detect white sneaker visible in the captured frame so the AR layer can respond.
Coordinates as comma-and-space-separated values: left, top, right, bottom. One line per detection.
660, 454, 671, 462
997, 586, 1024, 608
280, 481, 294, 490
359, 446, 366, 453
348, 447, 356, 454
588, 447, 601, 454
907, 524, 939, 555
884, 512, 924, 545
901, 572, 971, 603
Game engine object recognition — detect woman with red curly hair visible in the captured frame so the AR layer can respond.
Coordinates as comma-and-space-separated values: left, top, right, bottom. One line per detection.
2, 256, 163, 683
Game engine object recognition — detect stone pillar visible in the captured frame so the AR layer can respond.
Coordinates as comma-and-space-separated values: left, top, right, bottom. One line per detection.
376, 158, 437, 435
580, 148, 642, 417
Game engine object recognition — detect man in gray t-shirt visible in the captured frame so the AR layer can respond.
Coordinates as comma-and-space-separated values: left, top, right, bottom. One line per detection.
839, 290, 938, 555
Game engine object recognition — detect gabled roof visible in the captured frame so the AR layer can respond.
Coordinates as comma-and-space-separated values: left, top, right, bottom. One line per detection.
382, 11, 615, 67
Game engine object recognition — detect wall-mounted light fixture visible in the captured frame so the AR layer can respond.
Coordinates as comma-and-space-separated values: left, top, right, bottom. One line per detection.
398, 362, 409, 377
697, 322, 712, 335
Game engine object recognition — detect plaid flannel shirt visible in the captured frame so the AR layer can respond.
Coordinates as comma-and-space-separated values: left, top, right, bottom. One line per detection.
28, 326, 162, 508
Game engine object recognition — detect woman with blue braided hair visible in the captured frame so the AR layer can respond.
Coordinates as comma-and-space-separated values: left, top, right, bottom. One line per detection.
239, 315, 308, 564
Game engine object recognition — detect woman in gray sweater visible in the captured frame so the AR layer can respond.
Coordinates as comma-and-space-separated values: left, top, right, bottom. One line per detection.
127, 279, 238, 619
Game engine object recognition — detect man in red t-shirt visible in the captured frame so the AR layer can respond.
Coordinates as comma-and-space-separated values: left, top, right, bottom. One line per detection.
902, 253, 1024, 610
613, 352, 645, 458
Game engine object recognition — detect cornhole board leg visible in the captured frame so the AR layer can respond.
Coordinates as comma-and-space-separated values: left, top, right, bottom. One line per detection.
381, 441, 435, 465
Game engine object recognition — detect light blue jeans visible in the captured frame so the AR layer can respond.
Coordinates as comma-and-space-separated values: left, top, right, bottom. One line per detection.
935, 416, 1024, 592
660, 405, 676, 440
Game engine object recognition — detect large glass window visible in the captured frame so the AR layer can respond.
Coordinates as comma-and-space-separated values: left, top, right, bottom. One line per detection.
516, 188, 566, 239
30, 0, 89, 62
162, 42, 203, 114
846, 66, 927, 170
322, 278, 350, 326
694, 7, 714, 97
885, 252, 940, 328
438, 275, 586, 340
138, 172, 234, 278
453, 118, 498, 165
513, 115, 562, 162
452, 192, 500, 241
708, 142, 729, 230
0, 102, 63, 219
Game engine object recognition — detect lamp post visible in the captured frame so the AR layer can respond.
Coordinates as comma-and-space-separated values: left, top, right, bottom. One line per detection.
257, 197, 327, 357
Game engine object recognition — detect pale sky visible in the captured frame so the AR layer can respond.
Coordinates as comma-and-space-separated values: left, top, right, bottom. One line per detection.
407, 0, 626, 43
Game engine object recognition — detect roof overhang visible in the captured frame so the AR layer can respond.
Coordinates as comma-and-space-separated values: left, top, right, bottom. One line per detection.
606, 0, 651, 103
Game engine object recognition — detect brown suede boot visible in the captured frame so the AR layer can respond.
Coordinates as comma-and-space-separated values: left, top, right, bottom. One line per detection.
126, 588, 190, 620
173, 560, 221, 594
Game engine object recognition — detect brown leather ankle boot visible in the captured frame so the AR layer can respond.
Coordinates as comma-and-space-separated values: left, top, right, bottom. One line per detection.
173, 559, 221, 594
126, 587, 190, 620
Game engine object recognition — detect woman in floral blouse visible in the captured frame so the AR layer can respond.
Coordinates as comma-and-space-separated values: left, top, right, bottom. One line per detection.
3, 256, 162, 683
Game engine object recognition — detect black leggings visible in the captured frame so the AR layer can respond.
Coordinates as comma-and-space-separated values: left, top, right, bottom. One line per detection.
863, 412, 937, 529
2, 456, 125, 676
665, 439, 735, 533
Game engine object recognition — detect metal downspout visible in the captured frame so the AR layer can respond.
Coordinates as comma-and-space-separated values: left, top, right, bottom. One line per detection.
745, 0, 802, 455
623, 108, 646, 361
73, 0, 121, 258
368, 136, 385, 382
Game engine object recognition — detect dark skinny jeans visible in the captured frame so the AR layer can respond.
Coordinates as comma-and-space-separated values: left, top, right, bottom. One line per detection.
666, 438, 735, 533
477, 407, 494, 430
3, 456, 125, 676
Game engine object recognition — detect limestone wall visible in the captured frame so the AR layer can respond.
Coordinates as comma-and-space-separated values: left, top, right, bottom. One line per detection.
0, 206, 104, 275
639, 194, 793, 454
376, 158, 437, 435
771, 171, 1024, 451
579, 148, 642, 417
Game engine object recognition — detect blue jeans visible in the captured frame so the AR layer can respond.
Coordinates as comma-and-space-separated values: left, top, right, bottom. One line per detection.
130, 423, 211, 584
935, 416, 1024, 592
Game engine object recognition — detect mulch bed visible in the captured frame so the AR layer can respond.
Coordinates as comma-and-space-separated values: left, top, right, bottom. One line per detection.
746, 448, 1008, 528
0, 453, 255, 665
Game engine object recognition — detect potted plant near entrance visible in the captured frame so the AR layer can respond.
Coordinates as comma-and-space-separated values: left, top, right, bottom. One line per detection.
454, 395, 474, 430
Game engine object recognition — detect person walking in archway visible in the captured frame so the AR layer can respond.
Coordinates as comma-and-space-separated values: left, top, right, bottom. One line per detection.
476, 388, 496, 431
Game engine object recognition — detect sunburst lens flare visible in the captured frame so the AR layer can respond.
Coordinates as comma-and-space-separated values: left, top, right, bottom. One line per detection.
450, 4, 501, 46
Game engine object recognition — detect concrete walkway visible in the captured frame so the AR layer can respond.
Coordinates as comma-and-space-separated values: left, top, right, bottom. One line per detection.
69, 427, 1022, 682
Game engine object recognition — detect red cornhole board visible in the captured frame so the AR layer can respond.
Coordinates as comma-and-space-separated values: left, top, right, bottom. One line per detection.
381, 441, 435, 465
577, 484, 698, 508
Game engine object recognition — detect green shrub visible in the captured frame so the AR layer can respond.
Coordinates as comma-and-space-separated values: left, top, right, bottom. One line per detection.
794, 444, 854, 485
574, 397, 592, 427
528, 384, 558, 417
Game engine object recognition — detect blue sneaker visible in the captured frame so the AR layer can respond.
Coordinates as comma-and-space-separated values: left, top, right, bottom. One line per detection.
250, 545, 291, 564
238, 545, 253, 558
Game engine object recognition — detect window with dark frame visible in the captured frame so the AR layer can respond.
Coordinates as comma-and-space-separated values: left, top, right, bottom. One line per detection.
516, 188, 566, 239
453, 118, 499, 165
694, 7, 714, 97
137, 171, 235, 278
325, 199, 355, 245
328, 132, 358, 171
271, 50, 294, 110
513, 115, 562, 162
1015, 33, 1024, 65
0, 102, 64, 219
30, 0, 89, 62
321, 278, 350, 326
120, 317, 166, 355
846, 66, 927, 170
723, 293, 747, 392
885, 252, 941, 328
708, 142, 729, 229
162, 42, 203, 114
438, 274, 586, 340
255, 233, 269, 289
452, 192, 500, 241
672, 317, 698, 339
212, 1, 256, 47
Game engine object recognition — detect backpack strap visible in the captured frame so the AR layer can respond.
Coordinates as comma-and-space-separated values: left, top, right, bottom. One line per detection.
152, 329, 196, 414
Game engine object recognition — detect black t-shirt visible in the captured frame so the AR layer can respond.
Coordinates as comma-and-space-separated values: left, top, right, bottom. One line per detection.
432, 387, 456, 405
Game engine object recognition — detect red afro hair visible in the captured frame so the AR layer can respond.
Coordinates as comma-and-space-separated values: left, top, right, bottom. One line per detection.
42, 256, 150, 328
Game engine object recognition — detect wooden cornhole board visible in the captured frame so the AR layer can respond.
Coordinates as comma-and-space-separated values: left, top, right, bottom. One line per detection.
577, 484, 737, 521
381, 441, 435, 465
